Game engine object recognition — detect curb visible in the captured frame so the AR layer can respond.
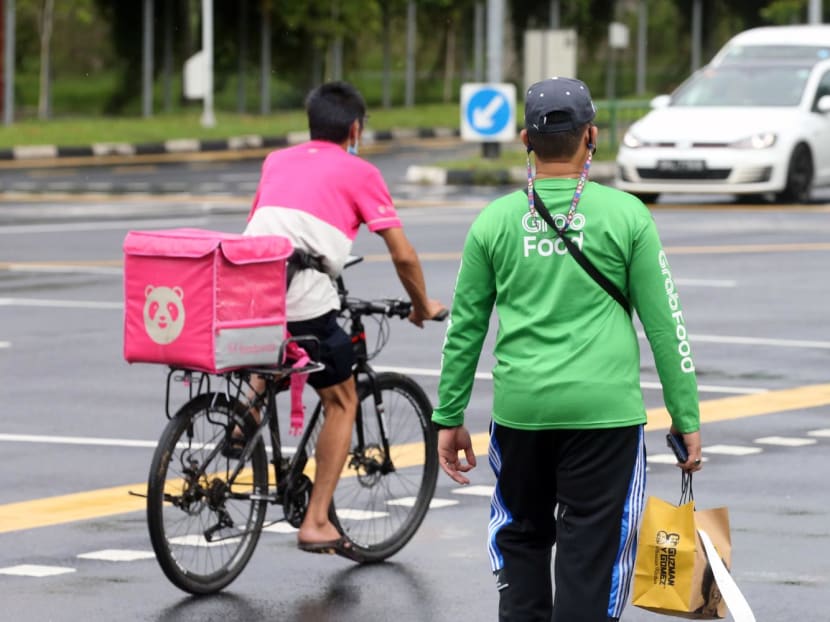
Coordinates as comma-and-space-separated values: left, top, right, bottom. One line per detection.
0, 127, 461, 162
406, 161, 617, 186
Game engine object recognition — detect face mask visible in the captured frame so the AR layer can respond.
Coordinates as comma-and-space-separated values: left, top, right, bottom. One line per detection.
347, 140, 359, 156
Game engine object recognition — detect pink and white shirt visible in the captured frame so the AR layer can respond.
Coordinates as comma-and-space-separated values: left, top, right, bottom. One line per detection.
244, 140, 402, 321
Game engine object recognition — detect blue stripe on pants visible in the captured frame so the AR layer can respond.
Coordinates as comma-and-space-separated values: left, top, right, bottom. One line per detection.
607, 425, 647, 618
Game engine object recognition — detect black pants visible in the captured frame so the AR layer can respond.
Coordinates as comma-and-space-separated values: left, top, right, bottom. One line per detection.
488, 423, 646, 622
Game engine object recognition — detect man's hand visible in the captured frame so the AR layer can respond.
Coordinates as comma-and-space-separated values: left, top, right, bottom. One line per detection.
437, 426, 476, 485
671, 426, 703, 473
408, 299, 448, 327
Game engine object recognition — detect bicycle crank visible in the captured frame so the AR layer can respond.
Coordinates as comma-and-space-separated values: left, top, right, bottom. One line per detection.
282, 474, 313, 528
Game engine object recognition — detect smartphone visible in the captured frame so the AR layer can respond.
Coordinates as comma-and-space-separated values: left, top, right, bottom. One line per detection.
666, 433, 689, 463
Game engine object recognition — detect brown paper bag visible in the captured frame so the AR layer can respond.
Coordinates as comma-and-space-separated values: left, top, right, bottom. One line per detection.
632, 495, 732, 619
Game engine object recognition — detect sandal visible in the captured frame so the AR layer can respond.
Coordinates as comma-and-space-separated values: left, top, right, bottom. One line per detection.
221, 430, 246, 459
297, 535, 367, 563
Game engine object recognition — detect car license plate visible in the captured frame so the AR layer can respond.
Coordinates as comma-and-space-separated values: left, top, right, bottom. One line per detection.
656, 159, 706, 172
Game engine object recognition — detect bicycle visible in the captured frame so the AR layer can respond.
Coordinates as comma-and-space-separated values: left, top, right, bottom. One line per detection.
145, 256, 445, 594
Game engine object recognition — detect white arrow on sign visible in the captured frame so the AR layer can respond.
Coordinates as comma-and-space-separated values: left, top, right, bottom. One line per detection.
472, 94, 505, 129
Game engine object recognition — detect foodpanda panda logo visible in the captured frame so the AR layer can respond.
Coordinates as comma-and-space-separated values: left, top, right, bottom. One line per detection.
143, 285, 186, 345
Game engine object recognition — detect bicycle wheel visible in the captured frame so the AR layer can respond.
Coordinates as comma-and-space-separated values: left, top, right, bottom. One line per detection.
312, 372, 438, 562
146, 392, 268, 594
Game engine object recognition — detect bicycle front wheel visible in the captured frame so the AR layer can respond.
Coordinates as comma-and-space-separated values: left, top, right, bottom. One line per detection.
321, 372, 438, 562
146, 392, 268, 595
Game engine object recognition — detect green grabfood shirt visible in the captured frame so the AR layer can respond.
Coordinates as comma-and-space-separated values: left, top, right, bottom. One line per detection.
432, 178, 700, 433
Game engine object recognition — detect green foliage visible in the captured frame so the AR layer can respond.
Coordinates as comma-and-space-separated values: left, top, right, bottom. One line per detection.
761, 0, 808, 24
2, 0, 809, 127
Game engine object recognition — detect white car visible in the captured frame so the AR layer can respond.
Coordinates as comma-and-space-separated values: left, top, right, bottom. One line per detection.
616, 26, 830, 203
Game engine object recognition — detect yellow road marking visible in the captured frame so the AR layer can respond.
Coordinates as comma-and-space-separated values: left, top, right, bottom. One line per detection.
466, 383, 830, 459
0, 435, 428, 534
0, 383, 828, 534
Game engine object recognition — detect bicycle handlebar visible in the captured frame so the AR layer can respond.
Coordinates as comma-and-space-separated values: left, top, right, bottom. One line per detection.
337, 255, 448, 322
343, 298, 448, 322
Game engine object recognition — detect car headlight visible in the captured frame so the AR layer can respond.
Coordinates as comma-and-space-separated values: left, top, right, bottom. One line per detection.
731, 132, 777, 149
622, 132, 643, 149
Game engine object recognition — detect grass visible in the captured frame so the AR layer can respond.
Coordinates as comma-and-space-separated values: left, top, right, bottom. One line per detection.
0, 104, 462, 149
0, 96, 648, 151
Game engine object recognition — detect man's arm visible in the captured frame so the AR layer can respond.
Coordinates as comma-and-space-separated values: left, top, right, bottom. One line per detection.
376, 227, 445, 326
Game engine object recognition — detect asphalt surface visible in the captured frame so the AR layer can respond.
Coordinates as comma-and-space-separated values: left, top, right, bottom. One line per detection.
0, 143, 829, 621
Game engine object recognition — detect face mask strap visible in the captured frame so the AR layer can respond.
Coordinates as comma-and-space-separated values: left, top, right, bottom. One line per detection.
526, 146, 536, 218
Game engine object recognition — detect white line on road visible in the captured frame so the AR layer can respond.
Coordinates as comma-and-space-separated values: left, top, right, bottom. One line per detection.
5, 264, 122, 275
0, 433, 299, 455
674, 278, 736, 288
0, 297, 123, 309
76, 550, 155, 562
0, 433, 158, 448
0, 341, 9, 349
754, 436, 817, 447
451, 485, 495, 497
0, 565, 76, 577
808, 429, 830, 438
372, 366, 766, 395
704, 444, 764, 456
638, 332, 830, 350
0, 217, 210, 235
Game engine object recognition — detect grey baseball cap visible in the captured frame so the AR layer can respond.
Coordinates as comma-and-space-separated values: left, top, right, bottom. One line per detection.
525, 77, 596, 133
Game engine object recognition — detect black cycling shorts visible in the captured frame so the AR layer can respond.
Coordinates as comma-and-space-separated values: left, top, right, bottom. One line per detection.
287, 310, 354, 389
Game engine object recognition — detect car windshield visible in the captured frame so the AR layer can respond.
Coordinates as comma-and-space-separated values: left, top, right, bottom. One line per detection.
721, 44, 830, 64
671, 64, 812, 107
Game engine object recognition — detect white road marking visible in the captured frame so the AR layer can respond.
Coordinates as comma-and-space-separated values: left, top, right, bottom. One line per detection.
0, 297, 122, 310
4, 264, 122, 275
646, 454, 709, 465
451, 485, 495, 497
674, 278, 736, 288
647, 454, 685, 464
387, 497, 458, 509
77, 549, 155, 562
0, 433, 299, 456
808, 429, 830, 438
0, 341, 9, 349
334, 509, 389, 520
754, 436, 817, 447
644, 332, 830, 350
704, 444, 763, 456
373, 366, 765, 395
0, 564, 76, 577
0, 433, 158, 448
168, 535, 242, 548
262, 523, 298, 534
0, 217, 208, 235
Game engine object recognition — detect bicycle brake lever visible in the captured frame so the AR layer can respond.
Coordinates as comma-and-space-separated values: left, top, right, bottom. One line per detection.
432, 309, 449, 322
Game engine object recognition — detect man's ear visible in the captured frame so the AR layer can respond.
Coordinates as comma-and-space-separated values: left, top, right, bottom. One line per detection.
520, 128, 531, 151
350, 119, 362, 143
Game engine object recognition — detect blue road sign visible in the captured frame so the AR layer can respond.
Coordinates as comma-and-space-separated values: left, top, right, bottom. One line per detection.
460, 83, 516, 142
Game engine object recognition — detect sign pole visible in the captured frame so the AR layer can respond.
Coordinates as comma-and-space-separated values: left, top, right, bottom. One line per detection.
2, 0, 13, 126
484, 0, 504, 158
200, 0, 215, 128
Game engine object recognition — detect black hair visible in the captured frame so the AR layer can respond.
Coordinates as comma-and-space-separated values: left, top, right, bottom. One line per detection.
305, 81, 367, 144
527, 114, 590, 161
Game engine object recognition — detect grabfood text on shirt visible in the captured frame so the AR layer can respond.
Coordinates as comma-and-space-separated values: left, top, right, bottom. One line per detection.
521, 211, 585, 258
658, 250, 695, 373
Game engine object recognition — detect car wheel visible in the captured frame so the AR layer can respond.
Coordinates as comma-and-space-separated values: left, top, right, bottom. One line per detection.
633, 193, 659, 204
775, 144, 813, 204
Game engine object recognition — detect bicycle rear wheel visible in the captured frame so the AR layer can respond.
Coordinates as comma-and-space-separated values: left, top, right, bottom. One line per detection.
146, 392, 268, 594
314, 372, 438, 562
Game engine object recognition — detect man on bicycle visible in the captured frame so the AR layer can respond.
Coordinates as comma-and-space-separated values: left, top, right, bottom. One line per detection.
243, 81, 446, 561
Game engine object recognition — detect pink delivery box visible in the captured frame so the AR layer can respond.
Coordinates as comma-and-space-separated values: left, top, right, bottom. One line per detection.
123, 228, 293, 373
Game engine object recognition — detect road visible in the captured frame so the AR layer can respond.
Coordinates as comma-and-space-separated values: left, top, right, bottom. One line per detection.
0, 147, 829, 621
